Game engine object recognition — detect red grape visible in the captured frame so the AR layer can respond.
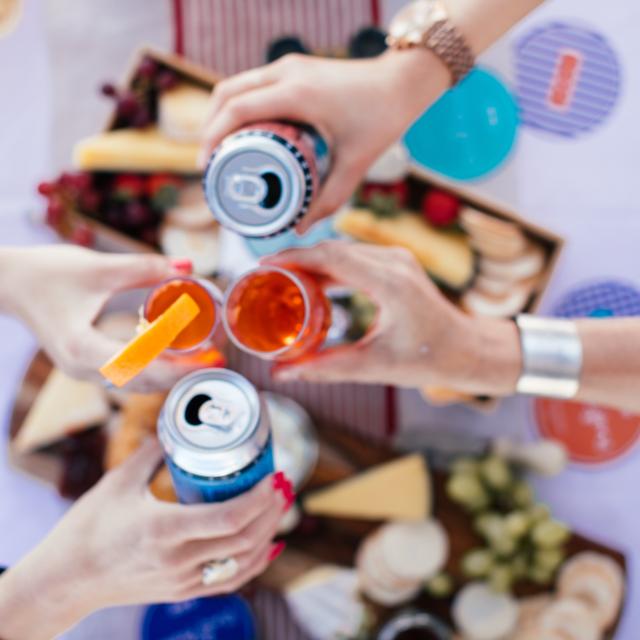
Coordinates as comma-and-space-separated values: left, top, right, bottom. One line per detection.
70, 223, 95, 247
79, 190, 101, 213
138, 57, 158, 79
131, 106, 152, 128
113, 174, 146, 199
156, 69, 178, 91
100, 83, 117, 97
125, 201, 153, 226
37, 181, 56, 196
140, 226, 159, 246
117, 91, 139, 119
46, 200, 65, 225
361, 181, 409, 207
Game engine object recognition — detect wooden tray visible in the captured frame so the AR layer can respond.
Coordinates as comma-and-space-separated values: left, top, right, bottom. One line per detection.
9, 353, 627, 638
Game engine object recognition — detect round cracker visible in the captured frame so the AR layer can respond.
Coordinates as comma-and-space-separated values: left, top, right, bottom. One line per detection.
460, 207, 524, 241
160, 222, 220, 275
357, 533, 419, 591
539, 597, 601, 640
461, 284, 531, 318
379, 520, 449, 581
480, 245, 545, 282
558, 552, 624, 630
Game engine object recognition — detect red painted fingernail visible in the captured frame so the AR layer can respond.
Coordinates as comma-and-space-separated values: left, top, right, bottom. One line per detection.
170, 258, 193, 274
268, 541, 286, 563
273, 472, 296, 511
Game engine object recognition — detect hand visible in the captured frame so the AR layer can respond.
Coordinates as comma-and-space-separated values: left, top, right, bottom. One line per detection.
265, 241, 520, 395
200, 51, 449, 233
0, 440, 290, 640
0, 245, 198, 392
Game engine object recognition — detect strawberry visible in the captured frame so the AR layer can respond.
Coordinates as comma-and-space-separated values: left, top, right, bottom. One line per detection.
421, 189, 460, 227
113, 174, 147, 200
361, 180, 409, 207
70, 223, 95, 247
147, 174, 183, 210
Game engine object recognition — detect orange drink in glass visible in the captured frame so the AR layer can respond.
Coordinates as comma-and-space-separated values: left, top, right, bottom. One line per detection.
223, 266, 331, 361
143, 276, 224, 365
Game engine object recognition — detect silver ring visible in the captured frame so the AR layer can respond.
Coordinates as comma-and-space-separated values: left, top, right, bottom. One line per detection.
201, 557, 239, 586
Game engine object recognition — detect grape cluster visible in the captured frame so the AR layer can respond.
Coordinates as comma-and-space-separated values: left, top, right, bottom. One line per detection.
100, 55, 179, 129
446, 454, 571, 594
38, 171, 183, 248
38, 172, 99, 246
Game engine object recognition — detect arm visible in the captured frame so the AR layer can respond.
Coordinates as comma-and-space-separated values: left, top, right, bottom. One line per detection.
265, 242, 640, 414
0, 441, 290, 640
201, 0, 545, 232
0, 245, 196, 392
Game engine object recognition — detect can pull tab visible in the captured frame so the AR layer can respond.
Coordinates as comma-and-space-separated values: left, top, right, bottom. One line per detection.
225, 173, 268, 205
198, 398, 237, 432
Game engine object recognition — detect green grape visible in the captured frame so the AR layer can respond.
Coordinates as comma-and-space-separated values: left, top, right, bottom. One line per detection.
531, 520, 571, 549
446, 472, 490, 511
474, 512, 502, 538
489, 531, 518, 558
425, 572, 454, 598
461, 548, 494, 578
534, 548, 566, 572
488, 564, 514, 593
528, 564, 555, 586
528, 503, 551, 523
452, 457, 480, 476
511, 552, 529, 579
479, 455, 513, 491
511, 480, 535, 508
504, 511, 531, 539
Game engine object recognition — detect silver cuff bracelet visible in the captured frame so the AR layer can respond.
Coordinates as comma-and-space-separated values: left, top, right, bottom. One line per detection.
515, 314, 583, 399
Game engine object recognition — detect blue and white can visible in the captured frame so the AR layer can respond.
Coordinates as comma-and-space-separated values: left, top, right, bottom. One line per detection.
158, 369, 274, 504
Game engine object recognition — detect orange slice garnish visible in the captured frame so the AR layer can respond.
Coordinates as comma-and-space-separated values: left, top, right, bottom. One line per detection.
100, 293, 200, 387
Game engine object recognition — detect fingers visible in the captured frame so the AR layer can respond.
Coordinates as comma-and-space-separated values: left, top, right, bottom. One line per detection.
100, 253, 185, 291
262, 240, 388, 295
177, 493, 286, 567
124, 356, 200, 393
200, 84, 309, 166
110, 438, 163, 489
273, 336, 382, 384
296, 155, 364, 234
181, 541, 277, 600
158, 473, 287, 542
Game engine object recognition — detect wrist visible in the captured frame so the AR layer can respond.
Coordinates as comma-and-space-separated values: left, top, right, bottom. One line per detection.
454, 315, 522, 396
380, 48, 450, 122
0, 546, 96, 639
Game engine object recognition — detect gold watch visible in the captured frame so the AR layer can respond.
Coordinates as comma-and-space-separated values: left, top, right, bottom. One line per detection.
386, 0, 475, 86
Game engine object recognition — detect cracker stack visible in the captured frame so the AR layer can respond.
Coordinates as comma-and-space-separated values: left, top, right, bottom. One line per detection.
460, 207, 545, 318
356, 519, 449, 606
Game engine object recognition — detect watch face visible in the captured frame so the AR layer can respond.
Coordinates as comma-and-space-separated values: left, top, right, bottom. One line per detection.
389, 0, 447, 43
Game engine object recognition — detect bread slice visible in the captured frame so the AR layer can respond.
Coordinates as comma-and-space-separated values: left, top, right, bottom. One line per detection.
73, 126, 200, 174
336, 207, 474, 290
13, 369, 110, 453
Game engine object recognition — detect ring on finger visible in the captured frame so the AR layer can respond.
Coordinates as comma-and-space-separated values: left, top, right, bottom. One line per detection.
201, 557, 239, 586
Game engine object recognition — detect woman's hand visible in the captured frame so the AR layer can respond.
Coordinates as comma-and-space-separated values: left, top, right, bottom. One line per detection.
266, 241, 521, 395
200, 51, 449, 233
0, 440, 290, 640
0, 245, 197, 392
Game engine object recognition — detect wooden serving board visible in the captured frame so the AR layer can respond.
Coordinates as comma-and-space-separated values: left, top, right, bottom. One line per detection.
9, 353, 627, 638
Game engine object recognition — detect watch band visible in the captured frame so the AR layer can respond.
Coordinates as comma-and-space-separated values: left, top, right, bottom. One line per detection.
515, 314, 583, 399
386, 0, 475, 86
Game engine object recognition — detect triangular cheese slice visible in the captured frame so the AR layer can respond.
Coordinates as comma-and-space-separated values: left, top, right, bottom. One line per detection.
303, 454, 431, 521
13, 369, 110, 453
73, 126, 200, 174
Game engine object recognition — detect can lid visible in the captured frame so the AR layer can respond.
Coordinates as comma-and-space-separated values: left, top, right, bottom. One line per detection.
158, 369, 270, 477
203, 131, 309, 237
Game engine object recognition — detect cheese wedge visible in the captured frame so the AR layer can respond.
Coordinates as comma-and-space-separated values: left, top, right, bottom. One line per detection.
336, 207, 474, 290
73, 126, 200, 174
100, 293, 200, 387
14, 368, 110, 453
158, 83, 211, 142
303, 454, 430, 521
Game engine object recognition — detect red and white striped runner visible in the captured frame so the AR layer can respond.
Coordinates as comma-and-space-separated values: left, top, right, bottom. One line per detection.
172, 0, 380, 76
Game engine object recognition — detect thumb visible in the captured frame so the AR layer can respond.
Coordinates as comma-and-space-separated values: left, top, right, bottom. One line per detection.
273, 341, 377, 384
102, 254, 190, 291
296, 155, 363, 234
112, 438, 164, 490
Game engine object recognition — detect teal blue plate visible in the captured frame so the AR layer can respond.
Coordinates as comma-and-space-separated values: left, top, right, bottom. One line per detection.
245, 216, 339, 257
403, 67, 519, 181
